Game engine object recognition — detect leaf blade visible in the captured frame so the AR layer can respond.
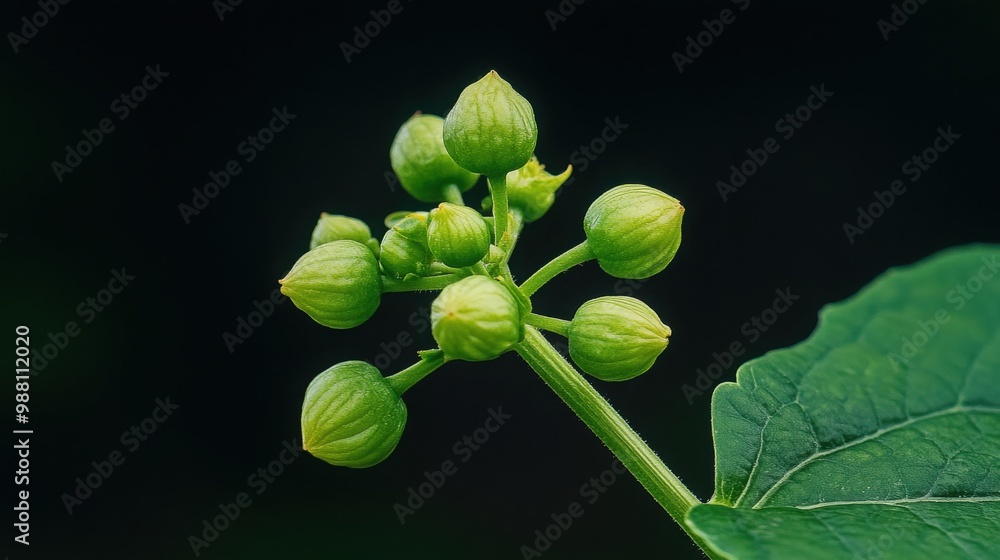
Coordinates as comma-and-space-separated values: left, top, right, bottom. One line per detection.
688, 245, 1000, 559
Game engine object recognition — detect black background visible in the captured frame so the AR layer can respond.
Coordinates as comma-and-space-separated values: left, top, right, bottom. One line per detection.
3, 0, 998, 558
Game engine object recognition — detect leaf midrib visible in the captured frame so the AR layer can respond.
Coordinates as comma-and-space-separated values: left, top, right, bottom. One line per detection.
795, 496, 1000, 510
747, 404, 1000, 509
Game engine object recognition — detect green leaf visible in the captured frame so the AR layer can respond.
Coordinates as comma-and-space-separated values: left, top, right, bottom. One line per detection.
687, 245, 1000, 559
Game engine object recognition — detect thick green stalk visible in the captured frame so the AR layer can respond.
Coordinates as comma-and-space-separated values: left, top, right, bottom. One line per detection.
515, 326, 720, 559
487, 174, 509, 248
519, 242, 594, 297
501, 207, 524, 258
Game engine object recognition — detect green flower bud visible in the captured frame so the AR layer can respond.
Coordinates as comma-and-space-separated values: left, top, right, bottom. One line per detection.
443, 70, 537, 176
310, 213, 380, 257
379, 214, 434, 278
484, 157, 572, 222
301, 361, 406, 468
390, 114, 480, 203
384, 210, 424, 229
568, 296, 671, 382
584, 185, 684, 279
426, 203, 491, 268
279, 240, 381, 329
431, 275, 522, 361
484, 244, 505, 265
392, 212, 429, 242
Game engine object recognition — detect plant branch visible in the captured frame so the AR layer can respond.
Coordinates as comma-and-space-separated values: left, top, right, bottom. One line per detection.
525, 313, 571, 337
381, 274, 461, 293
386, 349, 445, 395
487, 174, 509, 249
515, 326, 720, 558
442, 184, 464, 206
519, 242, 594, 297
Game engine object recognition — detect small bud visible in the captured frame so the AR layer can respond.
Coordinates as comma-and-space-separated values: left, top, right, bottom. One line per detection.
301, 361, 407, 468
384, 210, 424, 229
485, 157, 572, 222
443, 70, 538, 176
426, 203, 491, 268
379, 214, 434, 278
569, 297, 671, 382
390, 114, 480, 203
279, 240, 382, 329
584, 185, 684, 279
484, 244, 505, 265
310, 213, 380, 257
431, 275, 522, 361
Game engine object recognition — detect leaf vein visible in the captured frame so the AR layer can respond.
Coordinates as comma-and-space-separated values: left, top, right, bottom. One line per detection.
752, 406, 1000, 508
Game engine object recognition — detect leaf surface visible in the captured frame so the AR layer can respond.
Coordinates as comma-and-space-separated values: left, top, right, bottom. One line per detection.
686, 245, 1000, 559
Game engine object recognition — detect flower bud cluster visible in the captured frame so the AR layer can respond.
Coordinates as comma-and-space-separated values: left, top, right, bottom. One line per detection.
282, 70, 686, 468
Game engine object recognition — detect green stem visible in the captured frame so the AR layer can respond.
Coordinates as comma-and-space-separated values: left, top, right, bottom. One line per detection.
381, 274, 461, 293
499, 264, 532, 315
470, 262, 491, 277
428, 262, 462, 275
442, 184, 464, 206
502, 208, 524, 261
525, 313, 571, 337
487, 174, 509, 249
515, 326, 719, 558
386, 349, 445, 395
519, 242, 594, 297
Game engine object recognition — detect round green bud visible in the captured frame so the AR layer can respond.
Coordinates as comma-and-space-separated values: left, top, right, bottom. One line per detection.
310, 213, 380, 257
583, 185, 684, 279
426, 203, 491, 268
379, 214, 434, 279
301, 361, 407, 468
431, 275, 522, 361
484, 157, 572, 222
279, 240, 381, 329
390, 114, 479, 203
443, 70, 538, 176
568, 296, 671, 382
